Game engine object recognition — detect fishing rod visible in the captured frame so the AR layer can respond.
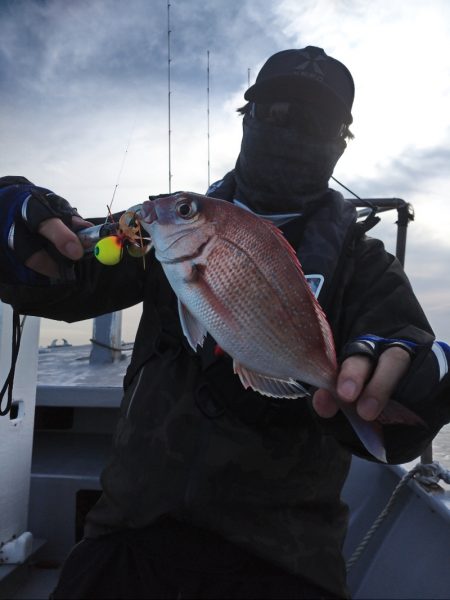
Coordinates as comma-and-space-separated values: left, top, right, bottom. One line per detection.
107, 118, 137, 219
78, 1, 176, 262
207, 49, 211, 189
167, 0, 173, 193
78, 119, 140, 262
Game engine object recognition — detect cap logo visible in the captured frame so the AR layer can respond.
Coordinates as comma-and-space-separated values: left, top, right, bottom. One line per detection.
293, 49, 326, 82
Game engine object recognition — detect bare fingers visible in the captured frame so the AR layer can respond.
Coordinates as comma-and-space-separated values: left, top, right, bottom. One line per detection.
38, 216, 92, 260
25, 216, 93, 278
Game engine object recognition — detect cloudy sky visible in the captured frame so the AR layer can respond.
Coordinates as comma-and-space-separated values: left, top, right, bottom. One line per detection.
1, 0, 450, 346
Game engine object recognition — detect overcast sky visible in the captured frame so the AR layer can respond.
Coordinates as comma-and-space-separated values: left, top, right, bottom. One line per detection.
1, 0, 449, 346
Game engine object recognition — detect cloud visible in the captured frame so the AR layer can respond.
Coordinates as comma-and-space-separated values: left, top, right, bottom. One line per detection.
0, 0, 291, 103
275, 1, 450, 181
1, 0, 288, 217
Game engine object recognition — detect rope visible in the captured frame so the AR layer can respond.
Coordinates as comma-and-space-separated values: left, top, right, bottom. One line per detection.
0, 311, 25, 416
346, 462, 450, 570
413, 461, 450, 486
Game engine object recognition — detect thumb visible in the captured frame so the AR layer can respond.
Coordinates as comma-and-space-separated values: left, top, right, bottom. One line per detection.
38, 217, 85, 260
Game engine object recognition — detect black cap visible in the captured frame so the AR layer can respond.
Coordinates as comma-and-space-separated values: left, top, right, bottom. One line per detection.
244, 46, 354, 124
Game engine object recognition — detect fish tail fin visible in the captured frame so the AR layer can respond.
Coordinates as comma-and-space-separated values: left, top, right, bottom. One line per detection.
377, 400, 427, 427
338, 399, 427, 462
339, 402, 387, 463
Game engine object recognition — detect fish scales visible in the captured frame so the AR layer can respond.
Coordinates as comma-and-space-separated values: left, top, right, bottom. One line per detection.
191, 238, 300, 376
212, 200, 336, 386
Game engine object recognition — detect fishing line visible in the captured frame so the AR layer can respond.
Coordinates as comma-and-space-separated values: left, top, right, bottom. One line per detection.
331, 175, 378, 215
106, 116, 138, 221
331, 175, 361, 199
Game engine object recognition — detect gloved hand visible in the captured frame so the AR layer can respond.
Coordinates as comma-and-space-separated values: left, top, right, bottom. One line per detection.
312, 338, 413, 422
0, 176, 92, 284
312, 334, 449, 423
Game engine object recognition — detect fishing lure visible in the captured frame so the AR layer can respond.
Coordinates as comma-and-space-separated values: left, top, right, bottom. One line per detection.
78, 208, 151, 266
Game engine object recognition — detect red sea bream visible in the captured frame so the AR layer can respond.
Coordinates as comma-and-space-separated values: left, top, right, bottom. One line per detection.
139, 192, 400, 461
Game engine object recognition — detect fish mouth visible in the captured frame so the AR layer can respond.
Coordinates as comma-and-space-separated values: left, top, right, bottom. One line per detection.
138, 200, 157, 224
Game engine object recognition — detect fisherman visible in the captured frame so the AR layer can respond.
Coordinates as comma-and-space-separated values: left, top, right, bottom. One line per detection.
1, 46, 450, 599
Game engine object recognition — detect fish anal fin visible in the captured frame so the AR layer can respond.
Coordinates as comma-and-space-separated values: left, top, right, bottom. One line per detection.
178, 299, 207, 351
233, 360, 309, 398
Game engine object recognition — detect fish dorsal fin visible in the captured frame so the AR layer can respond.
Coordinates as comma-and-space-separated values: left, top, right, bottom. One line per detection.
264, 219, 306, 272
264, 220, 337, 369
178, 299, 207, 350
233, 360, 309, 399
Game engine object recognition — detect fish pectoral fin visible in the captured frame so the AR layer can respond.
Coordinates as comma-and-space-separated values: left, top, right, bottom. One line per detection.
233, 361, 309, 398
178, 299, 207, 351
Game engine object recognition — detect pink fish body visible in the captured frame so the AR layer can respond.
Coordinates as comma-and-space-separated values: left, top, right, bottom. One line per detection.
140, 192, 337, 398
139, 192, 422, 462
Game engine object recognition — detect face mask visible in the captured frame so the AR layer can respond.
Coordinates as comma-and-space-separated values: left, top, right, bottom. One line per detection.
234, 114, 346, 213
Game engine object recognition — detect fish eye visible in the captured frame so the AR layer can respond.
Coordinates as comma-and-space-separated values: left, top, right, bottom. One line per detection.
176, 200, 197, 219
